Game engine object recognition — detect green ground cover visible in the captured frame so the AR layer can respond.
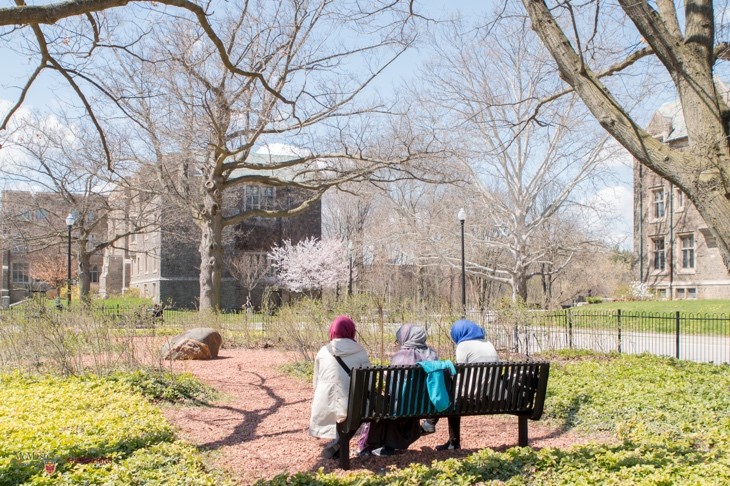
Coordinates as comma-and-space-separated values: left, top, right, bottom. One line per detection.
267, 352, 730, 485
0, 371, 228, 485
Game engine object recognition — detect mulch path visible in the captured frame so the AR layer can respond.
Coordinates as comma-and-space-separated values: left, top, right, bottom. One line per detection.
163, 347, 606, 485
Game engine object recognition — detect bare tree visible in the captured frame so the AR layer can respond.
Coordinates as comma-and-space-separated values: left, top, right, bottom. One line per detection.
99, 0, 432, 310
227, 252, 270, 303
521, 0, 730, 268
0, 0, 348, 167
404, 17, 614, 304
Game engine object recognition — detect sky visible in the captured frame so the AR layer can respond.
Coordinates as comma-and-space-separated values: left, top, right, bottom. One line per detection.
0, 0, 641, 249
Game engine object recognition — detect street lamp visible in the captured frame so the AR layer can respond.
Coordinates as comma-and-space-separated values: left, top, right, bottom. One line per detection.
458, 208, 466, 317
65, 213, 76, 307
348, 241, 354, 296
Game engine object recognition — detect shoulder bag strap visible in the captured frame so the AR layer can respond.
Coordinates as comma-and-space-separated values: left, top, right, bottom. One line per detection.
327, 344, 351, 375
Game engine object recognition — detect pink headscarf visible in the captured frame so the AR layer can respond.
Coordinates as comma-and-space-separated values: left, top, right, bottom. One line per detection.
329, 315, 356, 341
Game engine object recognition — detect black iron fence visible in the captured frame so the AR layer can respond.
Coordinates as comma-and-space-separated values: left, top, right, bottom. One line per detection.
477, 309, 730, 365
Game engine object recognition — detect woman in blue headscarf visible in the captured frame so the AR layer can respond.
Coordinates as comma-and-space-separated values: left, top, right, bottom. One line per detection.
450, 319, 499, 364
436, 319, 499, 451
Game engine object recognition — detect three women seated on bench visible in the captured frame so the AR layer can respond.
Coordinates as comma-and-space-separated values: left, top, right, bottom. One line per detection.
308, 316, 498, 459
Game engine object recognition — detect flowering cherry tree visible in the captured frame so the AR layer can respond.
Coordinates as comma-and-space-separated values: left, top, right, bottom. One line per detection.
268, 238, 348, 295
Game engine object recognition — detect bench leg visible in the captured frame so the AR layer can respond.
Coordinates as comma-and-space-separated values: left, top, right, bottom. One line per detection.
518, 416, 528, 447
336, 423, 355, 470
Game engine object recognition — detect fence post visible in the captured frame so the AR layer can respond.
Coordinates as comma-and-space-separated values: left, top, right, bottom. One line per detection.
567, 308, 573, 349
617, 309, 622, 354
675, 311, 681, 359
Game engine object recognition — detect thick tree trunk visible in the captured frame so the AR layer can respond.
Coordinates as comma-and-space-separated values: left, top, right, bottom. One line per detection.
514, 268, 528, 304
198, 177, 224, 311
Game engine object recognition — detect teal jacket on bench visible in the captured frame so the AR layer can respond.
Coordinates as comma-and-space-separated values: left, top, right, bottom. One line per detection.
417, 360, 457, 412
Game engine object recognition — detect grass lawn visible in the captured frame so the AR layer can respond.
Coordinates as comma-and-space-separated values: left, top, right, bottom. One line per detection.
580, 299, 730, 314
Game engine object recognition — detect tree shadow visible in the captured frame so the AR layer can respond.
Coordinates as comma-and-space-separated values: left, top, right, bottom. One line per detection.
189, 371, 307, 450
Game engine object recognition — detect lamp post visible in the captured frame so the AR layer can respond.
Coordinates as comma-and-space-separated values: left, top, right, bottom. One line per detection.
458, 208, 466, 317
348, 241, 354, 296
65, 213, 76, 308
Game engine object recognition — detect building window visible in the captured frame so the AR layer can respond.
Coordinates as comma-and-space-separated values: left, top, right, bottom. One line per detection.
653, 189, 665, 218
17, 210, 32, 222
90, 265, 99, 283
676, 288, 685, 299
11, 262, 30, 284
681, 234, 695, 269
244, 186, 275, 211
35, 209, 48, 221
652, 238, 666, 271
687, 288, 697, 299
262, 187, 274, 209
245, 186, 260, 210
656, 288, 667, 299
676, 190, 684, 210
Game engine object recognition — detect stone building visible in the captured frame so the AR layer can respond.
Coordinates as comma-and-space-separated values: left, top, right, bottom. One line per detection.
633, 84, 730, 299
99, 154, 321, 309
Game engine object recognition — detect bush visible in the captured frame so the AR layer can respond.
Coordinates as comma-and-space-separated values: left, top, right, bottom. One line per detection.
108, 368, 217, 404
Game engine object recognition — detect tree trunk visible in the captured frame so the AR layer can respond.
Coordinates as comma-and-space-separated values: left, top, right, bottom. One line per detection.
198, 177, 224, 311
513, 268, 528, 304
77, 247, 91, 299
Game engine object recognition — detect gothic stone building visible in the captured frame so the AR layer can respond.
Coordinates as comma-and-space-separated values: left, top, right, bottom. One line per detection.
633, 87, 730, 299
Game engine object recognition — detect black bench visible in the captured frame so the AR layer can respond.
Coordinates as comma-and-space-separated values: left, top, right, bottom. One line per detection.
335, 361, 550, 469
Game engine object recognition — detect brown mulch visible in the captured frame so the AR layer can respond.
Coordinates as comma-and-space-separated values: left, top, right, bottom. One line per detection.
163, 347, 608, 485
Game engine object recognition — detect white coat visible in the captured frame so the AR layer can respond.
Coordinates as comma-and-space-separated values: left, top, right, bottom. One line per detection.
308, 338, 370, 439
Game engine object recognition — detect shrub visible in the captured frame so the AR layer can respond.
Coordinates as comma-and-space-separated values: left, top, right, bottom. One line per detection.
108, 368, 217, 404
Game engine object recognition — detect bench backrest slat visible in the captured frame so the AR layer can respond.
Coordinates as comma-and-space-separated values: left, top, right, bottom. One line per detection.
345, 361, 550, 433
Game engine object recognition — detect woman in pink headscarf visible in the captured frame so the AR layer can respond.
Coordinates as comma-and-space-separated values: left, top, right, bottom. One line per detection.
309, 315, 370, 459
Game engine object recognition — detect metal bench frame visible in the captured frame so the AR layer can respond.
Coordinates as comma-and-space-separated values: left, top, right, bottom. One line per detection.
335, 361, 550, 469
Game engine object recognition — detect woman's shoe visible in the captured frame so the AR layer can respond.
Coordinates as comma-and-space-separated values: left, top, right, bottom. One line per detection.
371, 446, 395, 456
435, 441, 460, 451
322, 443, 340, 459
420, 420, 436, 435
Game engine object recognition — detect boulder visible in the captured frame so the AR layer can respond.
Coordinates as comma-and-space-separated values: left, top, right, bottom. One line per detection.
161, 327, 222, 360
162, 338, 211, 361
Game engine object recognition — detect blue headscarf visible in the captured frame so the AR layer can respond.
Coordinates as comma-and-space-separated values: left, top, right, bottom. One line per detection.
450, 319, 485, 344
